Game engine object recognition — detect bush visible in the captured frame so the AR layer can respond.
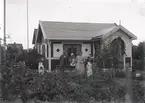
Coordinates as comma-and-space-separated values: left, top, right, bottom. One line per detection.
17, 49, 44, 70
3, 64, 127, 102
22, 71, 126, 102
132, 59, 143, 71
7, 69, 143, 102
115, 70, 125, 78
132, 73, 144, 81
132, 80, 144, 102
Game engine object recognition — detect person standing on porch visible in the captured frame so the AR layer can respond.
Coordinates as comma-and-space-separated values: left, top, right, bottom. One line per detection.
75, 52, 85, 75
59, 51, 67, 72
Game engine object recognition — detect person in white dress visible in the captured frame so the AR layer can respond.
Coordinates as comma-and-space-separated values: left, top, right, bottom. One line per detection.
75, 52, 85, 75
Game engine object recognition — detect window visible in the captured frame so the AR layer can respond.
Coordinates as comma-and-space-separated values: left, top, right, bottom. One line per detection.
42, 45, 45, 56
40, 45, 42, 54
45, 44, 47, 58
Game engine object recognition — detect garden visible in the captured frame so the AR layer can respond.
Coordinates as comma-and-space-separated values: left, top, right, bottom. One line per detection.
0, 43, 145, 103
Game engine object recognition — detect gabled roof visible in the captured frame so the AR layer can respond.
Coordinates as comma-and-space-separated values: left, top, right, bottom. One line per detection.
39, 21, 117, 40
103, 25, 137, 40
32, 29, 38, 44
34, 21, 137, 42
93, 25, 137, 40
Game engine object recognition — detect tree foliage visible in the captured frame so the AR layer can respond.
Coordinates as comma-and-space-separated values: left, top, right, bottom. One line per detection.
17, 49, 44, 69
132, 42, 145, 70
1, 46, 43, 101
95, 37, 126, 71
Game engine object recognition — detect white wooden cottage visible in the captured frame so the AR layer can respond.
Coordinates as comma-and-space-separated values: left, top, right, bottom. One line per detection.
32, 21, 137, 72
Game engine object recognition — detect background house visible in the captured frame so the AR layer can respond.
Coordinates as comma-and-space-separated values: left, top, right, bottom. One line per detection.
32, 21, 137, 72
7, 42, 23, 51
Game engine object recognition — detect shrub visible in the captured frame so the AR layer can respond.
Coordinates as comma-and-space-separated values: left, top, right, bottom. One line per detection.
17, 49, 44, 70
132, 80, 144, 102
5, 65, 127, 102
132, 59, 142, 71
115, 70, 125, 78
2, 61, 129, 102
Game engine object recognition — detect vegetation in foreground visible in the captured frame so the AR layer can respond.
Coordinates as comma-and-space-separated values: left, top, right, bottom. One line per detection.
0, 41, 145, 103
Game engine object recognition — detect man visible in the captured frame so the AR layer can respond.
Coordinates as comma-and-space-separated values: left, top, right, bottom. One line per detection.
59, 51, 67, 72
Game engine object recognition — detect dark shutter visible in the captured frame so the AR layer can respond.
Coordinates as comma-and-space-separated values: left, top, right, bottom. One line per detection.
47, 44, 49, 57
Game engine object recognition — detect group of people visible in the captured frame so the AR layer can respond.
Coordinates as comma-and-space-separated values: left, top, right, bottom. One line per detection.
59, 51, 93, 76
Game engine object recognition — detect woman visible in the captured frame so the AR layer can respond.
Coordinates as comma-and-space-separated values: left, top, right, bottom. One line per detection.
75, 52, 85, 75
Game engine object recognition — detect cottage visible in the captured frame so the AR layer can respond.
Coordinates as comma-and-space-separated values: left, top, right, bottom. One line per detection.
32, 21, 137, 72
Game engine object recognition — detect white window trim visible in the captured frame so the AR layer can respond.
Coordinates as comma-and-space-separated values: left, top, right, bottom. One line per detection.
45, 44, 47, 58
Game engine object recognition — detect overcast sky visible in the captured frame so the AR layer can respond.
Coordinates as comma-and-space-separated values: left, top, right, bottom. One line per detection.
0, 0, 145, 49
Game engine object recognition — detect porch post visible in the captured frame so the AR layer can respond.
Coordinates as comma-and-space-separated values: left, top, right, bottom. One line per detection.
48, 41, 51, 72
93, 42, 95, 57
123, 55, 126, 70
45, 44, 47, 58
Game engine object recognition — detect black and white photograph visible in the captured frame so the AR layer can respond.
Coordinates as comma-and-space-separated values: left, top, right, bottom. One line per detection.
0, 0, 145, 102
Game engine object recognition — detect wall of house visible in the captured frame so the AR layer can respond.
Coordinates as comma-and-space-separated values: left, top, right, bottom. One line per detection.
82, 44, 91, 57
53, 43, 63, 57
41, 41, 93, 70
52, 43, 92, 58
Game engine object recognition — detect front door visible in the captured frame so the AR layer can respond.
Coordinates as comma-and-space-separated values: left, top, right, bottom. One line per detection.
67, 47, 77, 56
63, 44, 81, 56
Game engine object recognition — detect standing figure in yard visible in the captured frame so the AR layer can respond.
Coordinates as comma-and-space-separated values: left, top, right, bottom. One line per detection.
85, 54, 93, 77
69, 53, 76, 69
75, 52, 85, 75
38, 58, 45, 74
59, 51, 67, 72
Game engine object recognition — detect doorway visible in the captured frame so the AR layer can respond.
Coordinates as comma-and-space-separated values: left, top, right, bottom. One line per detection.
63, 44, 81, 56
67, 47, 77, 56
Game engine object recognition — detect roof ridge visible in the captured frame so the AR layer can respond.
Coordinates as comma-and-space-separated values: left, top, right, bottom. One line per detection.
39, 20, 116, 25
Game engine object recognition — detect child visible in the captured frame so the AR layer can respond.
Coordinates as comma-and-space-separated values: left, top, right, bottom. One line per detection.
69, 53, 76, 68
86, 54, 93, 77
38, 60, 44, 74
86, 61, 93, 77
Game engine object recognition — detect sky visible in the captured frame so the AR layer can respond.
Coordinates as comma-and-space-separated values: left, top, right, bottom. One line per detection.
0, 0, 145, 49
